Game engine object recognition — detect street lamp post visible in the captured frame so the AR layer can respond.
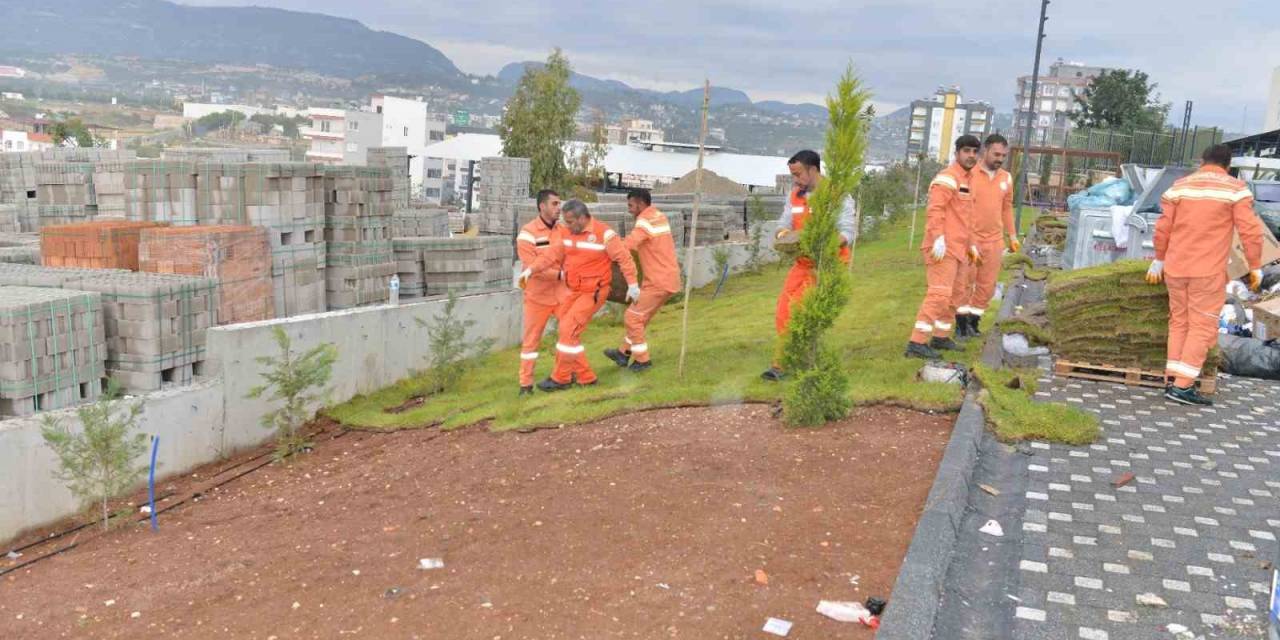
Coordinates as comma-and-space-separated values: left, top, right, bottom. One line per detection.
1014, 0, 1050, 231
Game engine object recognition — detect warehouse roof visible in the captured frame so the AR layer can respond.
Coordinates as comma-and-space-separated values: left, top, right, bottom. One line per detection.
423, 133, 788, 188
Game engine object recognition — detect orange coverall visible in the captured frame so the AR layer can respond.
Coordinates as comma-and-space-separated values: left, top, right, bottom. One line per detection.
529, 218, 638, 385
774, 186, 853, 335
1154, 165, 1263, 387
955, 167, 1015, 319
910, 162, 973, 344
516, 215, 571, 387
618, 206, 680, 364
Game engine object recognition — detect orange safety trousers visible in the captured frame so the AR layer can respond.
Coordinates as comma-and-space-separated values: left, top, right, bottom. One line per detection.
911, 253, 963, 343
775, 261, 817, 335
619, 285, 672, 364
519, 300, 558, 387
551, 288, 609, 385
1165, 274, 1225, 388
958, 239, 1005, 318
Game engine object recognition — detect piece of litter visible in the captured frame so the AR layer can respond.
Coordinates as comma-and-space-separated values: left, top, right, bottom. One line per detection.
5, 551, 19, 560
656, 583, 670, 590
1006, 594, 1022, 602
139, 506, 151, 514
130, 611, 140, 619
979, 520, 1004, 537
979, 484, 1001, 497
291, 602, 300, 610
754, 569, 769, 586
1166, 623, 1188, 633
1136, 592, 1168, 608
848, 574, 860, 586
418, 558, 445, 570
103, 599, 115, 607
351, 570, 360, 576
762, 617, 792, 636
1111, 472, 1135, 488
1200, 461, 1217, 471
816, 600, 875, 625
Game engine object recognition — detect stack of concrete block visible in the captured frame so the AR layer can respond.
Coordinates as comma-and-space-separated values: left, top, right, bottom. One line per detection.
1, 150, 136, 231
40, 220, 162, 270
368, 147, 410, 209
474, 199, 537, 236
0, 153, 39, 231
392, 204, 451, 238
324, 166, 395, 309
478, 157, 531, 203
393, 236, 513, 298
448, 209, 467, 234
776, 174, 793, 195
0, 286, 107, 416
106, 160, 200, 225
0, 204, 20, 233
0, 233, 41, 264
35, 162, 97, 209
673, 204, 730, 246
162, 147, 293, 163
0, 264, 216, 392
139, 226, 274, 325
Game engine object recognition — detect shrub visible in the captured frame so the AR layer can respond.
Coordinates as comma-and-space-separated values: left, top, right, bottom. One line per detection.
414, 291, 495, 394
247, 327, 338, 460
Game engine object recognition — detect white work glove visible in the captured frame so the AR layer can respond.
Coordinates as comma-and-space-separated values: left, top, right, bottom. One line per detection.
625, 283, 641, 303
1248, 269, 1263, 293
517, 268, 532, 289
930, 235, 947, 261
1144, 260, 1163, 285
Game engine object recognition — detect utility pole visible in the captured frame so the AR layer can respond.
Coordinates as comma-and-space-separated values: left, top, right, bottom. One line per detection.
1176, 101, 1193, 165
1013, 0, 1050, 230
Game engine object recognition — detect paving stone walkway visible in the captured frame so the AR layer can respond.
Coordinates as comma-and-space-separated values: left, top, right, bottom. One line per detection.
1009, 374, 1280, 640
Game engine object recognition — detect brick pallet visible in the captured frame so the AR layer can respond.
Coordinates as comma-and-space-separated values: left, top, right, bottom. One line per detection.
393, 236, 513, 299
0, 203, 20, 233
0, 286, 107, 416
477, 157, 531, 204
40, 221, 163, 270
139, 225, 274, 324
324, 167, 396, 309
368, 147, 410, 209
0, 264, 217, 393
392, 204, 451, 238
161, 147, 293, 163
0, 232, 40, 264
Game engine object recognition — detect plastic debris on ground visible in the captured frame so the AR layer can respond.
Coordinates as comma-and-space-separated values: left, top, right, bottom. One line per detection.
979, 519, 1004, 537
417, 558, 445, 570
979, 484, 1001, 496
761, 617, 793, 636
1136, 592, 1169, 608
815, 600, 880, 628
918, 361, 967, 385
5, 550, 20, 560
1002, 333, 1049, 357
1066, 177, 1135, 212
1217, 335, 1280, 380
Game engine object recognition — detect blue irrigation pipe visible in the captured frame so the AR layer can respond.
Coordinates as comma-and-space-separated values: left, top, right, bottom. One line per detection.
148, 435, 159, 532
712, 263, 730, 299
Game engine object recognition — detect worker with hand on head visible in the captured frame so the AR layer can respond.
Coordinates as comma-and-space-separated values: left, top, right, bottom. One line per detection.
514, 189, 572, 396
762, 149, 856, 382
953, 133, 1019, 340
905, 134, 980, 361
603, 188, 680, 373
1148, 143, 1264, 407
519, 199, 638, 392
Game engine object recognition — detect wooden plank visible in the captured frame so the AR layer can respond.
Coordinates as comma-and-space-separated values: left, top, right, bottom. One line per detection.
1054, 359, 1217, 395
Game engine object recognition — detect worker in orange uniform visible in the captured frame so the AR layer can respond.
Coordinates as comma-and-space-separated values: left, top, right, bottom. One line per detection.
954, 133, 1021, 339
761, 149, 856, 381
515, 189, 571, 395
603, 188, 680, 372
1148, 144, 1264, 406
905, 134, 980, 360
519, 199, 639, 392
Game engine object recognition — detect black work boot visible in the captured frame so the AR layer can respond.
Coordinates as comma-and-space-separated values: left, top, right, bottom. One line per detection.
969, 314, 983, 337
537, 377, 573, 393
518, 385, 534, 396
929, 336, 962, 351
1165, 384, 1212, 406
628, 360, 652, 373
603, 348, 631, 368
760, 366, 786, 381
954, 314, 972, 339
904, 341, 941, 360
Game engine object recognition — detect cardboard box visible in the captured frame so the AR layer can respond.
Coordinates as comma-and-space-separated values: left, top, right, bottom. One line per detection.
1228, 223, 1280, 279
1252, 297, 1280, 340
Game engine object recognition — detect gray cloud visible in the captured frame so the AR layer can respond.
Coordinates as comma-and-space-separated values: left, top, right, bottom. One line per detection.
188, 0, 1277, 131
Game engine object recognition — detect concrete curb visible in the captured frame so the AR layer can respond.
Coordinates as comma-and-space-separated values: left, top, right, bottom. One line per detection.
876, 392, 986, 639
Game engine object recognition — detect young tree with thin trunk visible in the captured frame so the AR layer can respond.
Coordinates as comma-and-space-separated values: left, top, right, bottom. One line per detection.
497, 49, 582, 195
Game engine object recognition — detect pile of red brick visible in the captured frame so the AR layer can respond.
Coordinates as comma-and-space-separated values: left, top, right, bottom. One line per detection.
39, 221, 163, 270
139, 226, 275, 324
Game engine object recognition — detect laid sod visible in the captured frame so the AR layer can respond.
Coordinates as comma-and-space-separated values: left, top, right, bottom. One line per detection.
974, 365, 1100, 445
329, 216, 1097, 442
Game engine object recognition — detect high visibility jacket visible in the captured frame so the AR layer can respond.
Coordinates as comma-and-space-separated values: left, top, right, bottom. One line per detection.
625, 206, 680, 293
531, 217, 638, 293
921, 162, 974, 260
969, 166, 1015, 243
1155, 165, 1264, 279
516, 215, 571, 307
787, 187, 852, 267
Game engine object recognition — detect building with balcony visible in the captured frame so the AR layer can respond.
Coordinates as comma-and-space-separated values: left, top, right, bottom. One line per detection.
905, 87, 994, 163
301, 108, 382, 165
1012, 59, 1111, 147
605, 119, 666, 147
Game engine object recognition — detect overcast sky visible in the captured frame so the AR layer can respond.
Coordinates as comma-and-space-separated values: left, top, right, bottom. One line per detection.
191, 0, 1278, 132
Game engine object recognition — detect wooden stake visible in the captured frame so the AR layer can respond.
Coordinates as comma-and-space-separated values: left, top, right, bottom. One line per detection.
678, 80, 711, 379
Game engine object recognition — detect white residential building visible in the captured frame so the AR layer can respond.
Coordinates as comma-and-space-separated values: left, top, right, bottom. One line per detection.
370, 95, 449, 196
906, 87, 993, 163
0, 130, 54, 153
182, 102, 270, 121
301, 108, 383, 165
606, 119, 666, 147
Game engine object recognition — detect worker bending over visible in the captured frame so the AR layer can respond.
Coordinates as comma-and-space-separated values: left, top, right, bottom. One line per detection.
905, 135, 980, 360
762, 149, 856, 381
515, 189, 571, 396
954, 134, 1020, 339
519, 199, 639, 392
604, 188, 680, 372
1148, 144, 1263, 406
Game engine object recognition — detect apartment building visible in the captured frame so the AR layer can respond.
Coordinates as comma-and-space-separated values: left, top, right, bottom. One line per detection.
0, 129, 53, 153
1012, 59, 1110, 147
606, 119, 665, 146
301, 108, 382, 164
905, 87, 993, 163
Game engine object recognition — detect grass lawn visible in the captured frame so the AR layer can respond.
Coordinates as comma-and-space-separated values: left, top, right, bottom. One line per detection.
329, 213, 1098, 443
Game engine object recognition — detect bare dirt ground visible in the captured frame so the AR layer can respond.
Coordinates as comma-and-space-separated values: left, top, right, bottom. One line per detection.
1, 404, 951, 639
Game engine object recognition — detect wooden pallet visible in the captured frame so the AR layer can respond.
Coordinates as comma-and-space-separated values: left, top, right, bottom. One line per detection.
1054, 360, 1217, 395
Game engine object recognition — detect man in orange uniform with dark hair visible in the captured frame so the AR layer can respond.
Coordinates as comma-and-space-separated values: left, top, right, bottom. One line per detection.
761, 149, 856, 381
1148, 143, 1264, 406
604, 188, 680, 372
905, 134, 980, 360
514, 189, 570, 395
519, 199, 639, 392
954, 133, 1020, 339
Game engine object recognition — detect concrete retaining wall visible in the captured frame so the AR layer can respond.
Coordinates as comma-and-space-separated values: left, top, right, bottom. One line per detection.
1, 238, 778, 543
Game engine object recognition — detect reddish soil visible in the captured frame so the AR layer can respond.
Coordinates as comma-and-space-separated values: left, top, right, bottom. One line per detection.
0, 404, 952, 639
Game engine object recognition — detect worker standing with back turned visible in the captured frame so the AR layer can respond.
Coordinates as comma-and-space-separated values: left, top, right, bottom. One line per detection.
905, 134, 980, 360
514, 189, 570, 396
761, 150, 856, 381
954, 134, 1020, 339
604, 188, 680, 372
519, 199, 639, 392
1148, 144, 1263, 406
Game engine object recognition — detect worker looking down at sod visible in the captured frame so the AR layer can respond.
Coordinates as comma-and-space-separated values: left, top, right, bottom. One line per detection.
519, 199, 638, 392
762, 149, 856, 382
